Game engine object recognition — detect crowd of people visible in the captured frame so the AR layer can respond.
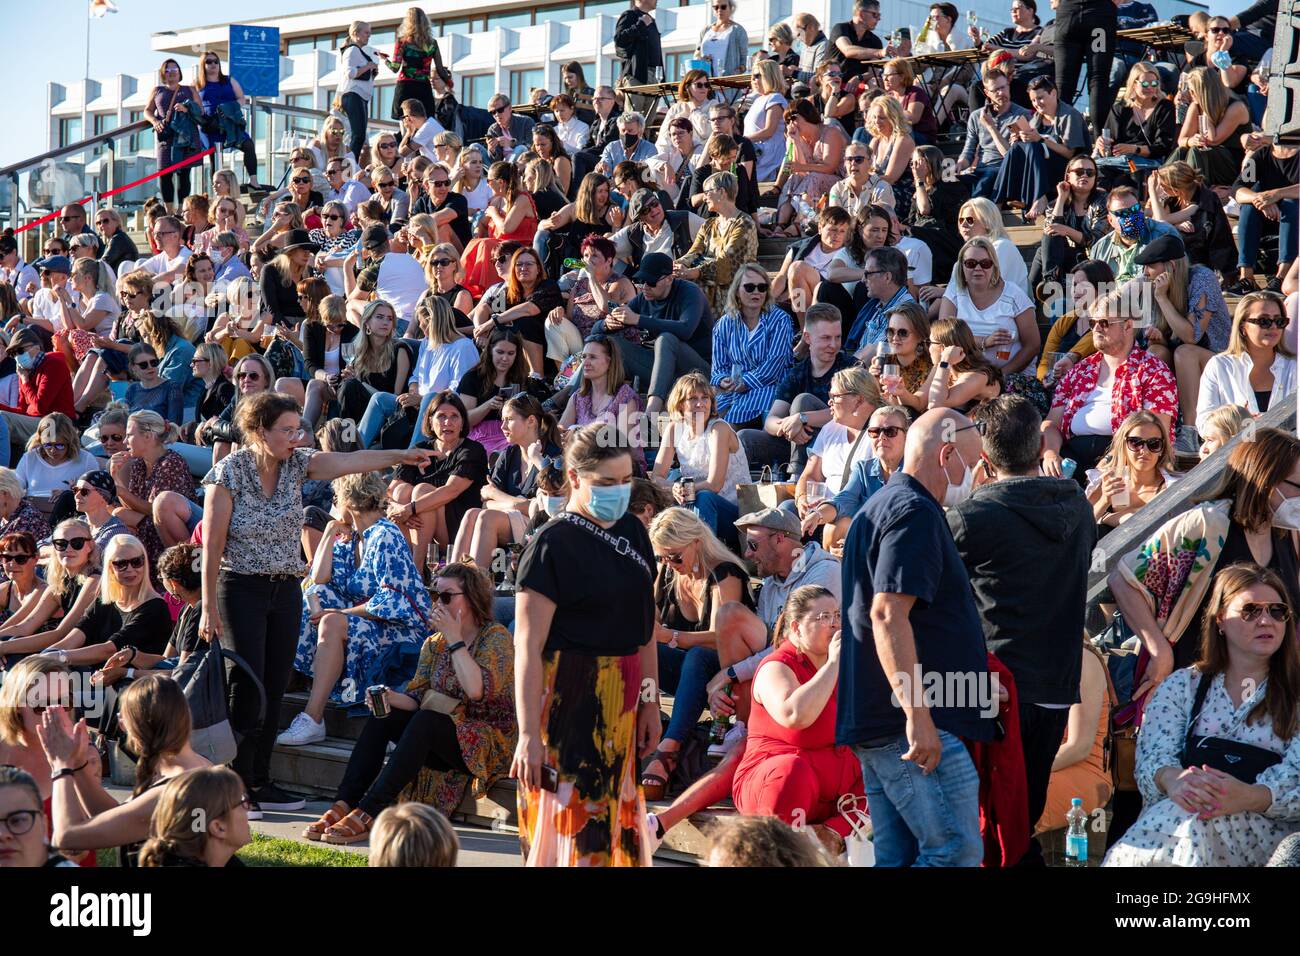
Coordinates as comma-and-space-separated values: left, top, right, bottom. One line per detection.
0, 0, 1296, 869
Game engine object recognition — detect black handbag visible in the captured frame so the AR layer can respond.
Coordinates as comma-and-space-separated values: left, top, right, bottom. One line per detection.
1180, 671, 1284, 784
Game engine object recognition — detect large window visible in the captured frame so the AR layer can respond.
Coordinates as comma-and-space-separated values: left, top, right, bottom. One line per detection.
371, 28, 396, 51
128, 110, 153, 154
461, 73, 496, 109
286, 36, 317, 56
442, 18, 482, 36
664, 52, 697, 84
58, 118, 82, 148
584, 0, 630, 17
487, 11, 533, 29
510, 69, 545, 105
91, 113, 119, 157
370, 86, 396, 122
535, 5, 581, 24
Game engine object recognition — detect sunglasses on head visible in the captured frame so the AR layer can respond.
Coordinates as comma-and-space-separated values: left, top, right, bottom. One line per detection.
867, 425, 904, 439
134, 358, 160, 370
741, 282, 768, 293
1237, 601, 1293, 623
51, 537, 89, 552
434, 589, 463, 604
1, 552, 32, 564
963, 258, 994, 271
1125, 435, 1165, 453
1245, 316, 1288, 330
111, 556, 146, 572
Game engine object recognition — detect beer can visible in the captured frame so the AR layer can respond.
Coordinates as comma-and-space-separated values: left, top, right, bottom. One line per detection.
367, 685, 390, 718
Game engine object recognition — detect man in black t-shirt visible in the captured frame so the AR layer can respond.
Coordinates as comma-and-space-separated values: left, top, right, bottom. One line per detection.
738, 303, 855, 478
425, 163, 472, 249
829, 0, 886, 86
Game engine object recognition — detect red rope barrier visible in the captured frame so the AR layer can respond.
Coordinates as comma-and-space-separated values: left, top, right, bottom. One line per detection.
12, 145, 217, 235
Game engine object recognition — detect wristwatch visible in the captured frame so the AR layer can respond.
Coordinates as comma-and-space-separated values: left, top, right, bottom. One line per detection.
798, 412, 808, 425
938, 360, 950, 369
726, 665, 738, 682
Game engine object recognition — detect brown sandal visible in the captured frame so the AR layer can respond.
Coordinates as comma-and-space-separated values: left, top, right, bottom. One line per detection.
641, 748, 680, 802
321, 808, 373, 845
303, 800, 349, 842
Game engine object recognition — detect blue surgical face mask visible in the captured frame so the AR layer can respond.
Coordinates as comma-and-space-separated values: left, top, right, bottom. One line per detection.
585, 481, 631, 522
14, 350, 39, 371
209, 248, 226, 267
543, 494, 568, 515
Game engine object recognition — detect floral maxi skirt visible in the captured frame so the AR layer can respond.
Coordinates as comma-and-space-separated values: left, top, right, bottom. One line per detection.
517, 649, 652, 867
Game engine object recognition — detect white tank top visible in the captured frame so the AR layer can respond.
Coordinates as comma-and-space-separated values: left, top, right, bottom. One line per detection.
675, 418, 750, 505
375, 252, 427, 328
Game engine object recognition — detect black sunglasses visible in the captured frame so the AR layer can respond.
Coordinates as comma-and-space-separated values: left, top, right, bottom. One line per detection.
658, 552, 684, 565
867, 425, 904, 439
111, 556, 146, 572
292, 177, 312, 184
0, 552, 33, 564
489, 106, 508, 115
51, 537, 90, 551
435, 590, 463, 604
741, 282, 768, 293
1125, 435, 1165, 453
431, 258, 454, 268
134, 358, 160, 370
1245, 316, 1288, 330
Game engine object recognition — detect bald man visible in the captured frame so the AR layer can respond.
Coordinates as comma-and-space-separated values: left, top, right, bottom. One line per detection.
835, 407, 994, 867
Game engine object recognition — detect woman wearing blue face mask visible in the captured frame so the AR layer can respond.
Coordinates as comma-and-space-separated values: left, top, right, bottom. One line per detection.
511, 422, 660, 866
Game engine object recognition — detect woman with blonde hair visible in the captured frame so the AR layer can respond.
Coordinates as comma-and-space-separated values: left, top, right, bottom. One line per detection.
947, 197, 1029, 295
939, 235, 1039, 374
340, 299, 415, 439
651, 370, 749, 543
1196, 291, 1296, 431
710, 262, 796, 430
1097, 61, 1177, 168
250, 200, 305, 264
866, 301, 933, 413
767, 99, 847, 237
451, 146, 492, 216
208, 274, 266, 363
113, 409, 198, 559
55, 257, 119, 366
138, 767, 250, 867
744, 59, 789, 183
40, 533, 171, 667
882, 57, 939, 142
864, 95, 916, 221
641, 505, 755, 800
925, 317, 1003, 412
13, 413, 98, 518
309, 115, 358, 177
1086, 410, 1178, 534
384, 7, 443, 121
557, 333, 645, 469
0, 518, 100, 654
426, 241, 474, 321
1197, 403, 1251, 460
792, 365, 876, 526
1149, 160, 1237, 276
1171, 66, 1252, 187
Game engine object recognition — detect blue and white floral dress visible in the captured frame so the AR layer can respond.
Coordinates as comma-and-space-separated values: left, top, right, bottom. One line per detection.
294, 519, 432, 714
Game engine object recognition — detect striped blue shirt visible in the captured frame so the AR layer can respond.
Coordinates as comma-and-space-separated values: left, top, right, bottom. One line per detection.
710, 305, 797, 426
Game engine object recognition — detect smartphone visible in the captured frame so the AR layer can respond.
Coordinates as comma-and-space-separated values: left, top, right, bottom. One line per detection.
539, 764, 559, 792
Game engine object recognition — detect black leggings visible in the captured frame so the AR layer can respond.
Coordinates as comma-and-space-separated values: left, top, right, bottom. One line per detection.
217, 570, 303, 789
209, 136, 259, 181
336, 708, 468, 816
159, 169, 192, 206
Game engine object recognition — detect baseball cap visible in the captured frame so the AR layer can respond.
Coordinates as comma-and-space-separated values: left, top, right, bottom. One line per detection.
627, 188, 661, 221
8, 327, 43, 353
361, 224, 392, 251
734, 507, 802, 537
34, 255, 71, 274
630, 252, 674, 285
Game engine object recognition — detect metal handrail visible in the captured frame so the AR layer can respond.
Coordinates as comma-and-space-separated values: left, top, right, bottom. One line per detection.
253, 100, 401, 132
0, 120, 152, 179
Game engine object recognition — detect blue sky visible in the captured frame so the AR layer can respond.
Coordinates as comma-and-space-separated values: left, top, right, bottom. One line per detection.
3, 0, 1242, 166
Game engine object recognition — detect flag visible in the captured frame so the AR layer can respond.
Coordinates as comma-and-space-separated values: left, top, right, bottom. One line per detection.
89, 0, 118, 17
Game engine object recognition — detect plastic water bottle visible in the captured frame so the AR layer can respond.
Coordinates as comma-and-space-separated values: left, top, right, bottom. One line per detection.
1060, 458, 1077, 480
1065, 798, 1088, 866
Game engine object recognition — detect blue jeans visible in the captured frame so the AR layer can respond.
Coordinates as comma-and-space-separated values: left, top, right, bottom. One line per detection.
1246, 84, 1268, 127
359, 390, 439, 449
657, 643, 720, 745
854, 730, 984, 867
691, 490, 739, 549
1237, 198, 1298, 270
967, 160, 1003, 200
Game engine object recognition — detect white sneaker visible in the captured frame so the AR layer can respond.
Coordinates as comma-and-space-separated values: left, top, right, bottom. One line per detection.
645, 812, 665, 856
707, 719, 747, 758
276, 712, 325, 747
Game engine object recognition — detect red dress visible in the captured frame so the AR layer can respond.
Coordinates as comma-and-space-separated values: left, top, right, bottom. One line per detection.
461, 193, 540, 299
732, 641, 864, 838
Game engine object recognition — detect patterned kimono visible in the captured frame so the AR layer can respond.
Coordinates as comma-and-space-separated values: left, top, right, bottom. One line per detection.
397, 624, 516, 815
294, 519, 431, 713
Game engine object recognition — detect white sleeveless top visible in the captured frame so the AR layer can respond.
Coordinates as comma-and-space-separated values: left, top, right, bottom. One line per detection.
675, 418, 750, 505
